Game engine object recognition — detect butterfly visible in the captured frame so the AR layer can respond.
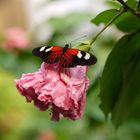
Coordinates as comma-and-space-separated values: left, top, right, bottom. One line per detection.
32, 44, 97, 68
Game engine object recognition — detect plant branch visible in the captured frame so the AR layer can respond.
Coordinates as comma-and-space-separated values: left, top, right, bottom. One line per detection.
137, 0, 140, 11
90, 9, 125, 45
117, 0, 140, 18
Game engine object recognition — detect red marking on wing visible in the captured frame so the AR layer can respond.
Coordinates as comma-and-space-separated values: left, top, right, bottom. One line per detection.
66, 48, 78, 55
60, 48, 78, 67
64, 52, 72, 61
44, 46, 63, 63
51, 46, 63, 52
46, 53, 61, 63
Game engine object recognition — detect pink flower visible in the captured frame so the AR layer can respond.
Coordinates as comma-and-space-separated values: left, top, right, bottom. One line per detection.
15, 63, 89, 121
4, 27, 29, 49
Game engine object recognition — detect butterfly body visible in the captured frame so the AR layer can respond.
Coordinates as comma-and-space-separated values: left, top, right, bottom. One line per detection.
32, 44, 97, 67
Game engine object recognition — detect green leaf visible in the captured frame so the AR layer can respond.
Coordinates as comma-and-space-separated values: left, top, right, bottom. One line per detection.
73, 41, 90, 52
115, 12, 140, 32
105, 0, 121, 9
126, 0, 137, 9
112, 53, 140, 127
99, 30, 140, 119
91, 8, 140, 33
91, 9, 119, 25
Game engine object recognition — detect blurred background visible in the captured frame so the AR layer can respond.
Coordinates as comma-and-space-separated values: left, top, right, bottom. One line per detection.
0, 0, 140, 140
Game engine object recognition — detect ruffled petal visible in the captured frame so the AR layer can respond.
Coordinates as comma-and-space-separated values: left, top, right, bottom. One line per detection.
15, 63, 89, 121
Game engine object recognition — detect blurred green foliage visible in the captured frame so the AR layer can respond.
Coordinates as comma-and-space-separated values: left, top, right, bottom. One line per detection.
0, 0, 140, 140
100, 31, 140, 127
92, 0, 140, 130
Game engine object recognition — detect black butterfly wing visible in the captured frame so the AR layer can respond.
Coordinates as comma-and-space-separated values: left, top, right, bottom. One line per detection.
60, 48, 97, 67
74, 50, 97, 66
32, 46, 63, 64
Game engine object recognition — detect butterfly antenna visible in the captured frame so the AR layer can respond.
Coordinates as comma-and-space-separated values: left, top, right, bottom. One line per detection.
69, 35, 87, 44
60, 35, 87, 48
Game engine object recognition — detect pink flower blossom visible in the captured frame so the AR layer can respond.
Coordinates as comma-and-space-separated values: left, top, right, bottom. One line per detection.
15, 63, 89, 121
4, 27, 29, 49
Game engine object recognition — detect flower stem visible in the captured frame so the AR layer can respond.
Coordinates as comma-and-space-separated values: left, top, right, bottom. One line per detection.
117, 0, 140, 18
90, 9, 125, 45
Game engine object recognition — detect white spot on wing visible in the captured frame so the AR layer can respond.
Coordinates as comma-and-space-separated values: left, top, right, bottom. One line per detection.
40, 46, 46, 52
77, 51, 82, 58
45, 46, 53, 52
84, 53, 90, 60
